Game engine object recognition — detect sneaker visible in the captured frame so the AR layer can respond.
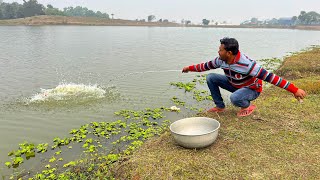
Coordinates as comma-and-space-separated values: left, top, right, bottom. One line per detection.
237, 105, 256, 117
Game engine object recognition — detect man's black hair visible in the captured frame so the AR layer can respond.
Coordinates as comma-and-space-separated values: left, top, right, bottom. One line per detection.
220, 37, 239, 55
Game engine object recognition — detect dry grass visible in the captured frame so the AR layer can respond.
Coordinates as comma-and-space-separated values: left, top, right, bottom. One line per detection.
108, 47, 320, 179
276, 47, 320, 79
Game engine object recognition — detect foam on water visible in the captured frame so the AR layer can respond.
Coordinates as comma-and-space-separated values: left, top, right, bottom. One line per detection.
29, 83, 108, 103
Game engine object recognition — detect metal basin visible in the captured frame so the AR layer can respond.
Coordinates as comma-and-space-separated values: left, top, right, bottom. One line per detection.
170, 117, 220, 149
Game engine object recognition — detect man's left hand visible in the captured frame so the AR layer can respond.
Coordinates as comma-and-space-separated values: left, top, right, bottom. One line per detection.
294, 89, 306, 101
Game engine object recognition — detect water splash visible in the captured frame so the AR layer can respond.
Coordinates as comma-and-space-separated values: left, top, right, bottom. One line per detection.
29, 83, 110, 103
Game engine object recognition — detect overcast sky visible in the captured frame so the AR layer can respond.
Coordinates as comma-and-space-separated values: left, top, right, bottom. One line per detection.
3, 0, 320, 24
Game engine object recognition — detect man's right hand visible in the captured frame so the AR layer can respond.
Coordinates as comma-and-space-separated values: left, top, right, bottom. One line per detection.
182, 66, 190, 73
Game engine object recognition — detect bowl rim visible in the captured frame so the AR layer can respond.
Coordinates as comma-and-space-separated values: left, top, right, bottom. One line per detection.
169, 117, 220, 137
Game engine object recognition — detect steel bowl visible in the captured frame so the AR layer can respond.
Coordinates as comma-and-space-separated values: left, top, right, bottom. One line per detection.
169, 117, 220, 149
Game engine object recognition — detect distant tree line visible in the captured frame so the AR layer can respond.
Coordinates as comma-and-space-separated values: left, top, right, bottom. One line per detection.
241, 11, 320, 26
0, 0, 109, 20
295, 11, 320, 25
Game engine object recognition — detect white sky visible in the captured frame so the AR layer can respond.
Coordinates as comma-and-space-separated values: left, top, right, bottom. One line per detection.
3, 0, 320, 24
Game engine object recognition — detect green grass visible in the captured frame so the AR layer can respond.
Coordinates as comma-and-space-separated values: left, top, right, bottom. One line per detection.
110, 47, 320, 179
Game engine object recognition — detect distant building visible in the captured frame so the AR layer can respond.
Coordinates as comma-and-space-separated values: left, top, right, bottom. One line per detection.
240, 18, 263, 26
278, 17, 294, 26
240, 20, 251, 25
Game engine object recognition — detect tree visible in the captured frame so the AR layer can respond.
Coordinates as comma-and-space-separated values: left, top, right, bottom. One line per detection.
298, 11, 307, 24
86, 10, 95, 17
96, 11, 109, 18
73, 6, 86, 16
22, 0, 45, 17
0, 2, 24, 19
251, 17, 258, 24
3, 3, 15, 19
62, 6, 109, 18
0, 1, 109, 19
291, 16, 297, 22
307, 11, 320, 24
298, 11, 320, 25
147, 15, 155, 22
11, 2, 24, 18
185, 20, 191, 25
96, 11, 102, 18
64, 6, 86, 17
291, 16, 298, 25
102, 13, 109, 19
202, 19, 210, 25
45, 4, 64, 16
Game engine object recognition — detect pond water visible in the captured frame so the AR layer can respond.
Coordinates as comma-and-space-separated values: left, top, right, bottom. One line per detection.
1, 26, 320, 173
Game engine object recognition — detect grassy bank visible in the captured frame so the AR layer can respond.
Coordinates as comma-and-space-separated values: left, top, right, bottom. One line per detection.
110, 47, 320, 179
1, 15, 320, 31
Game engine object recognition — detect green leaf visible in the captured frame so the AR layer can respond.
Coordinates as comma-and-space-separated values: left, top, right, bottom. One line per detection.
14, 150, 22, 157
12, 157, 23, 165
25, 151, 35, 159
5, 162, 11, 167
8, 151, 14, 156
49, 156, 56, 163
35, 173, 45, 179
55, 150, 62, 155
82, 143, 89, 148
63, 161, 76, 167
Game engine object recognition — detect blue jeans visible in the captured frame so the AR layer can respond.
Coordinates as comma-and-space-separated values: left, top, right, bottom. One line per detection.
206, 73, 260, 108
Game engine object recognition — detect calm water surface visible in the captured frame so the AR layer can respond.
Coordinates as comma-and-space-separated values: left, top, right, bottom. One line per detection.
1, 26, 320, 170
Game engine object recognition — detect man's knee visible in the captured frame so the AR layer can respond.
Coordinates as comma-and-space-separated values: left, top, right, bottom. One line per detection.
230, 93, 241, 106
206, 73, 220, 84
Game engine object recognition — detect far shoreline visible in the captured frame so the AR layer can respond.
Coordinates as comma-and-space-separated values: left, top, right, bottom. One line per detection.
1, 15, 320, 31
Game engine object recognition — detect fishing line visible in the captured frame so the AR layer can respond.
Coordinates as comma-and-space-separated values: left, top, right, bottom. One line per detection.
108, 69, 182, 82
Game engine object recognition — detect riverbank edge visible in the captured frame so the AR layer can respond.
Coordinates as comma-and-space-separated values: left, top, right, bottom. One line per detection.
1, 15, 320, 31
111, 47, 320, 179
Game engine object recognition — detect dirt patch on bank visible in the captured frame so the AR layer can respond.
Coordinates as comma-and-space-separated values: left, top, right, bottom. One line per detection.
1, 15, 320, 31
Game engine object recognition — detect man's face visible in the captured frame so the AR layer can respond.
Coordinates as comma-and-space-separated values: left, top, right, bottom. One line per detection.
218, 44, 231, 61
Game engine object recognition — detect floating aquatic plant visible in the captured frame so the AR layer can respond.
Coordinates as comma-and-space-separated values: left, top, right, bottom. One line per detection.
259, 58, 282, 72
6, 73, 210, 179
6, 106, 172, 179
171, 96, 186, 106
